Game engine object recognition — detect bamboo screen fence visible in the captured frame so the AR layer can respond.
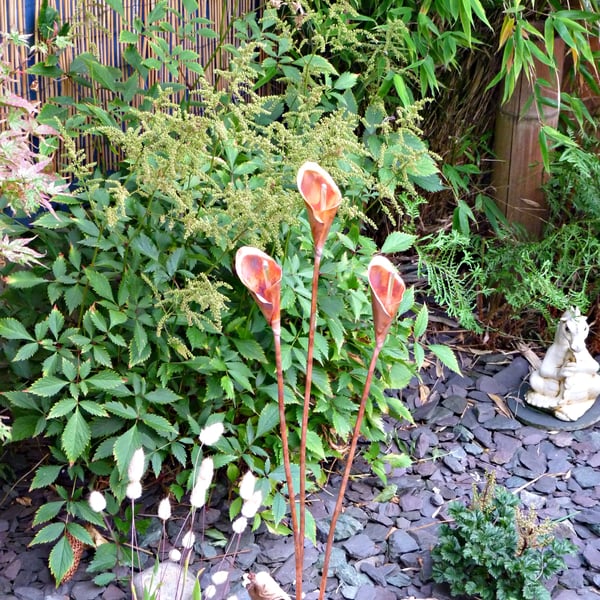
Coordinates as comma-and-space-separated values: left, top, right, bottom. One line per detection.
1, 0, 258, 170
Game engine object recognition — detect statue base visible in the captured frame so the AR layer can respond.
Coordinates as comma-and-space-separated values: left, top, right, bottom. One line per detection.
507, 383, 600, 431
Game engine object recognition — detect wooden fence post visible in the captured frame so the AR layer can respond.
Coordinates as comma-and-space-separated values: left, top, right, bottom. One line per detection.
491, 36, 565, 239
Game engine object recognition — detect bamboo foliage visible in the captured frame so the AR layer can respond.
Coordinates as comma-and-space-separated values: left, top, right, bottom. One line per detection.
2, 0, 257, 170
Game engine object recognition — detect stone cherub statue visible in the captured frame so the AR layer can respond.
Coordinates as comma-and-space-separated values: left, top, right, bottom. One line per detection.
526, 307, 600, 421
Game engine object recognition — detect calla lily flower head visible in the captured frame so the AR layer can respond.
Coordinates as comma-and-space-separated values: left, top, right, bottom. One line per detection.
235, 246, 282, 332
368, 255, 406, 347
297, 161, 342, 255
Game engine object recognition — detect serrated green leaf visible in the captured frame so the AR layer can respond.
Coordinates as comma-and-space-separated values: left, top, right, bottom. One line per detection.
429, 343, 461, 374
231, 338, 267, 363
381, 232, 417, 254
220, 375, 234, 399
334, 71, 358, 90
145, 388, 181, 404
119, 30, 138, 44
13, 342, 41, 362
4, 271, 47, 288
413, 304, 429, 338
32, 499, 65, 524
86, 370, 127, 391
79, 400, 108, 417
48, 308, 65, 339
88, 542, 118, 573
30, 521, 65, 545
84, 268, 114, 302
47, 398, 77, 419
373, 484, 398, 503
62, 409, 91, 463
93, 345, 112, 367
272, 491, 286, 526
28, 375, 68, 397
304, 506, 317, 546
64, 285, 84, 313
256, 402, 279, 439
129, 322, 151, 367
142, 413, 177, 435
104, 401, 137, 419
93, 572, 116, 586
305, 430, 325, 460
0, 318, 34, 341
66, 522, 95, 546
113, 425, 141, 477
49, 534, 75, 585
384, 453, 412, 468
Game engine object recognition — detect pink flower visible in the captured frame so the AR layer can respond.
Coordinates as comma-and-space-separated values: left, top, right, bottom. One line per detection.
368, 255, 406, 347
235, 246, 282, 331
297, 162, 342, 254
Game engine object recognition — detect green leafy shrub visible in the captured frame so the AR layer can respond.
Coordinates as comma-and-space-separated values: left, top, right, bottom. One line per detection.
431, 472, 576, 600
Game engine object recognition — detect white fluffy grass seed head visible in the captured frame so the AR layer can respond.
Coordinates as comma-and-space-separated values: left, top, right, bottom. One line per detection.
199, 422, 224, 446
204, 584, 217, 599
158, 497, 171, 521
189, 480, 208, 509
169, 548, 182, 562
239, 471, 256, 501
198, 456, 214, 483
241, 490, 263, 519
181, 530, 196, 549
232, 516, 248, 534
127, 447, 146, 483
211, 570, 229, 585
126, 480, 143, 500
88, 490, 106, 513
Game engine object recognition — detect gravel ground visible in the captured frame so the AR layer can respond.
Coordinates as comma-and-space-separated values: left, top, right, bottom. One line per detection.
1, 348, 600, 600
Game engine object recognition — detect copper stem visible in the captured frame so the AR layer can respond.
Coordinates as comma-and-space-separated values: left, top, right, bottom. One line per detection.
273, 327, 302, 600
318, 342, 383, 600
299, 251, 322, 591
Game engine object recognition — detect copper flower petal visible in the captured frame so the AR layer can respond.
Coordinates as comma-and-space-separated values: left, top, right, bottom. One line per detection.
235, 246, 282, 328
368, 255, 406, 346
297, 161, 342, 252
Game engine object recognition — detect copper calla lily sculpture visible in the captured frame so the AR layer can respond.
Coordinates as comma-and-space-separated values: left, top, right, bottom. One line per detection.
235, 245, 303, 599
318, 255, 406, 600
297, 161, 342, 255
235, 246, 282, 331
368, 255, 406, 348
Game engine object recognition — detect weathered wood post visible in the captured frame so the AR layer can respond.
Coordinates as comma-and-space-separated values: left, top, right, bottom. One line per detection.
492, 36, 565, 239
